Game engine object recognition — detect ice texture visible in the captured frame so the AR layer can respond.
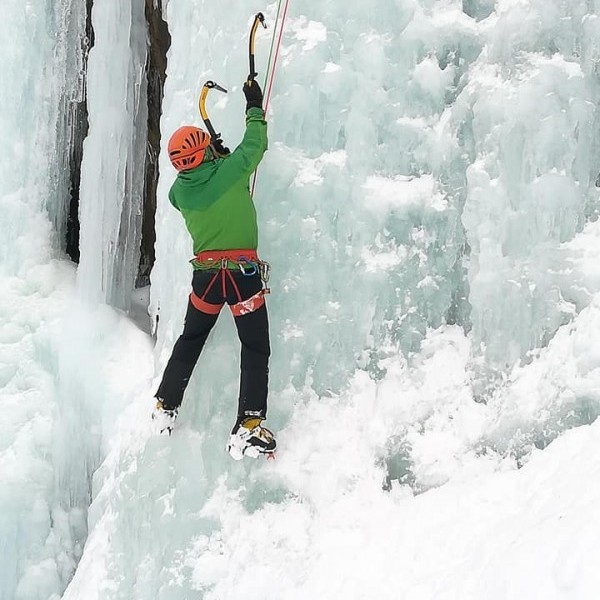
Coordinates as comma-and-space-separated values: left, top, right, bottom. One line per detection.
459, 29, 600, 371
77, 0, 148, 310
70, 0, 600, 598
0, 1, 85, 598
0, 1, 151, 598
2, 0, 600, 599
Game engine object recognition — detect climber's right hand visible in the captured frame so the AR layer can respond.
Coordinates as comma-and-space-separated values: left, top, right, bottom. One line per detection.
243, 79, 263, 111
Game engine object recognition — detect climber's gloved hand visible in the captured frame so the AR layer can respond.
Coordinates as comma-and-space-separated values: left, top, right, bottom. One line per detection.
211, 135, 230, 156
243, 78, 263, 111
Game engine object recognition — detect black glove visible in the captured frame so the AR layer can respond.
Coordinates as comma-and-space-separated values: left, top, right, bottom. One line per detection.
243, 79, 263, 111
211, 135, 230, 156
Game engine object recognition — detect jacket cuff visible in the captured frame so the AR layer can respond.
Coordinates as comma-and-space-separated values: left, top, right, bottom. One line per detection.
246, 106, 265, 119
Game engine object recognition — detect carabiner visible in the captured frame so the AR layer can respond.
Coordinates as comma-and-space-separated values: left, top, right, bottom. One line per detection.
238, 256, 258, 276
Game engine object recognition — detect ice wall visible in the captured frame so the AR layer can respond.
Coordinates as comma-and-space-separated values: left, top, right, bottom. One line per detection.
0, 0, 154, 597
0, 0, 85, 276
51, 0, 91, 254
458, 0, 600, 372
0, 1, 87, 598
151, 0, 600, 408
61, 0, 600, 598
150, 0, 478, 408
51, 0, 156, 594
77, 0, 148, 310
1, 0, 597, 598
151, 0, 599, 414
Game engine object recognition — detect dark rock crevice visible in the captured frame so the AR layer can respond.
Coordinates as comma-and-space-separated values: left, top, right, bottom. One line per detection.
65, 0, 94, 263
65, 0, 170, 292
137, 0, 171, 288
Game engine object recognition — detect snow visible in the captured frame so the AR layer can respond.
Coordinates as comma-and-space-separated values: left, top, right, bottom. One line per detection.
58, 314, 600, 599
185, 418, 600, 600
0, 260, 74, 600
1, 0, 600, 599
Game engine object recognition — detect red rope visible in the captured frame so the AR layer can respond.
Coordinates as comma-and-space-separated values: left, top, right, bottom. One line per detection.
251, 0, 291, 197
264, 0, 291, 114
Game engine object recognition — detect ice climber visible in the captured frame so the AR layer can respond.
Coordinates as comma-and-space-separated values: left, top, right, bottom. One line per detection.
152, 79, 276, 459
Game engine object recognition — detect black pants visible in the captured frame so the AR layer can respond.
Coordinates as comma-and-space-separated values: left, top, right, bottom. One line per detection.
156, 269, 270, 420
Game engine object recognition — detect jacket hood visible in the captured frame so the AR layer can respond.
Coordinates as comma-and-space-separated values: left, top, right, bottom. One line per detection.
176, 150, 223, 187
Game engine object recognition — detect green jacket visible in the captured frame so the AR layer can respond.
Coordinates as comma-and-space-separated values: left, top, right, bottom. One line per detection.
168, 107, 268, 263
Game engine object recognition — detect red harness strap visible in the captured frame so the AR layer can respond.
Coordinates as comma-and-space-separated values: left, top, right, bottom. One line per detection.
230, 290, 266, 317
195, 249, 259, 265
190, 268, 223, 314
190, 292, 223, 315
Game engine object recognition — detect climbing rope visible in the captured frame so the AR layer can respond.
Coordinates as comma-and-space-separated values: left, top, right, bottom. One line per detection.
261, 2, 283, 97
196, 6, 291, 194
263, 0, 291, 114
251, 0, 291, 197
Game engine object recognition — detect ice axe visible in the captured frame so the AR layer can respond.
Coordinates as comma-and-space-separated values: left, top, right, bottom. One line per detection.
198, 80, 229, 156
197, 13, 267, 157
248, 12, 267, 84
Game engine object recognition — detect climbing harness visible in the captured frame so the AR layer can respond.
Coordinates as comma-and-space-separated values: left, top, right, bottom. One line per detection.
189, 249, 271, 317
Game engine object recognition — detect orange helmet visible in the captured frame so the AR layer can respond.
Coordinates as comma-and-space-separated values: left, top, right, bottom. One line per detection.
168, 126, 211, 172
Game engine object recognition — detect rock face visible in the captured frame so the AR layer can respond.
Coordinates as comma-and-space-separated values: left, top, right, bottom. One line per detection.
65, 0, 94, 264
66, 0, 170, 291
138, 0, 171, 287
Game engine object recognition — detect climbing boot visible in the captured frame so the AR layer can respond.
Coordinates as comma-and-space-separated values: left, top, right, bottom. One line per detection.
227, 417, 276, 460
152, 399, 178, 436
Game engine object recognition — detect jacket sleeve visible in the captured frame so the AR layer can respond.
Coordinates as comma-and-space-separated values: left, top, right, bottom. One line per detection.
222, 107, 268, 178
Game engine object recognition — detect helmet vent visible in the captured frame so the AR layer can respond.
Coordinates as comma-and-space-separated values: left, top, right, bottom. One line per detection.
168, 126, 211, 172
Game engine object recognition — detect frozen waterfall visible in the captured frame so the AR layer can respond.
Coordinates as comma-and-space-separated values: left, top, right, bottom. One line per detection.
1, 0, 600, 599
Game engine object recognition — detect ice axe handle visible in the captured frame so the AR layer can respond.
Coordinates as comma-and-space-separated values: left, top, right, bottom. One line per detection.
198, 80, 228, 143
248, 12, 267, 82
